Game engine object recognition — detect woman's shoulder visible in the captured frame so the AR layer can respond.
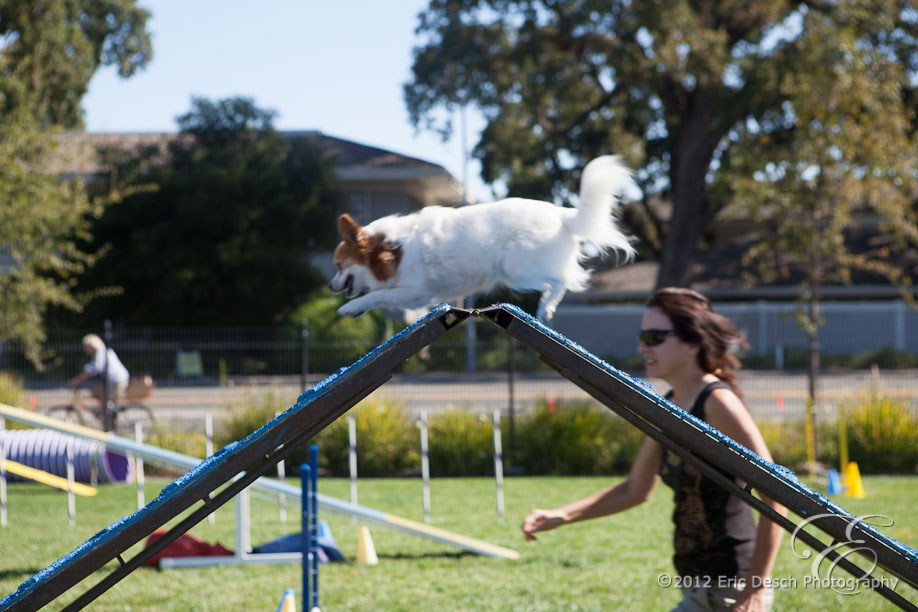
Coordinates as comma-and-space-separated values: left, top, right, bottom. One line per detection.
704, 384, 752, 429
694, 379, 732, 407
705, 382, 742, 406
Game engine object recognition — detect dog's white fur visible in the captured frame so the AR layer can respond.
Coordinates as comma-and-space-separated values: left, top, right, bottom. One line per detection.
329, 155, 635, 322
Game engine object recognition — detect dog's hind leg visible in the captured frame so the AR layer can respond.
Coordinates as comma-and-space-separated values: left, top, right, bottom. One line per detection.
536, 283, 567, 322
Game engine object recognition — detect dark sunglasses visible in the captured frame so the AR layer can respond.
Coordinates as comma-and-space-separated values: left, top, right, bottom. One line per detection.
637, 329, 678, 347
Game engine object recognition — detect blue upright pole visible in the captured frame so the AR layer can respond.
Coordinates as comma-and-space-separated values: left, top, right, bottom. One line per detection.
310, 444, 319, 611
300, 462, 310, 611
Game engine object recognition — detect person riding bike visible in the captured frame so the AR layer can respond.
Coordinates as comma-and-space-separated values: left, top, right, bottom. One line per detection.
67, 334, 130, 420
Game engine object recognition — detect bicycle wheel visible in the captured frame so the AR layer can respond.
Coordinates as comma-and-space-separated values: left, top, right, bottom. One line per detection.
46, 404, 91, 428
113, 403, 155, 438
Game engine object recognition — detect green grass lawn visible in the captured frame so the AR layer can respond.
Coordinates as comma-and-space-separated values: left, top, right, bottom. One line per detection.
1, 475, 916, 611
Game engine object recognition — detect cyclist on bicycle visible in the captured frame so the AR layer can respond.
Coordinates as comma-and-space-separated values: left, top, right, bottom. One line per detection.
67, 334, 130, 413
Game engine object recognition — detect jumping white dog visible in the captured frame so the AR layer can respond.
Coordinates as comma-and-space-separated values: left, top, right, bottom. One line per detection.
328, 155, 635, 322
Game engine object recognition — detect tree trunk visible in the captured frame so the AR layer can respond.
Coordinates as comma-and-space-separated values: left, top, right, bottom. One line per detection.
807, 299, 820, 408
805, 279, 821, 469
655, 90, 722, 289
656, 189, 710, 288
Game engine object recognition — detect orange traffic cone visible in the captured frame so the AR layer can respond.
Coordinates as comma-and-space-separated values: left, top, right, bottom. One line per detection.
357, 526, 378, 565
844, 461, 867, 499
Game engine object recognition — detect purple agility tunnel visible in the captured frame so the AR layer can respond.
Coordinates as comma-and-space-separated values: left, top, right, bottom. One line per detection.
2, 429, 134, 484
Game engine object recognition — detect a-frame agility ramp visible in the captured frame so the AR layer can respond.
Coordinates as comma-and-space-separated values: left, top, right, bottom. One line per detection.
2, 304, 917, 611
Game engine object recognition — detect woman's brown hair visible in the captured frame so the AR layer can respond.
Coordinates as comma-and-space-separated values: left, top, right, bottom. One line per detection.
646, 287, 749, 396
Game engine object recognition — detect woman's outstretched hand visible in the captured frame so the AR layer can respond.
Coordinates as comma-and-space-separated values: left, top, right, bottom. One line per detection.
521, 509, 565, 541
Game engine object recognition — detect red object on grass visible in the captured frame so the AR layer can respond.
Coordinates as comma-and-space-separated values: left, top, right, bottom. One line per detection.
143, 530, 233, 567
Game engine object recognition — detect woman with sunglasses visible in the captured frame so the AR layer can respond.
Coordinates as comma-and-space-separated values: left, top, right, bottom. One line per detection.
522, 287, 784, 612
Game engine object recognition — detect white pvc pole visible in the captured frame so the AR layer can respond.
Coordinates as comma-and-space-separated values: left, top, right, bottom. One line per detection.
276, 459, 287, 523
348, 413, 358, 507
420, 410, 431, 524
134, 420, 145, 509
236, 486, 251, 556
0, 417, 7, 527
205, 413, 215, 525
275, 411, 287, 524
205, 413, 214, 458
492, 410, 505, 524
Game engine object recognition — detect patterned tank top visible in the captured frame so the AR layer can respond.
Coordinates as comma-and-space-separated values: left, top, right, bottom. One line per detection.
658, 381, 756, 579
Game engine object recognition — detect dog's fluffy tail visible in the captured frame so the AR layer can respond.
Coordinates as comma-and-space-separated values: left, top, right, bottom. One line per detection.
567, 155, 635, 259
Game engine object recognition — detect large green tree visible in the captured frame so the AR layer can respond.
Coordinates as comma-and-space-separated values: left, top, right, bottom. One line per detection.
0, 0, 152, 127
726, 4, 918, 451
0, 111, 102, 365
405, 0, 918, 288
77, 97, 346, 325
0, 0, 152, 365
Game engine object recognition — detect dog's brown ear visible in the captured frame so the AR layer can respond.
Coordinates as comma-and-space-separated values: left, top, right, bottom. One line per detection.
338, 214, 361, 244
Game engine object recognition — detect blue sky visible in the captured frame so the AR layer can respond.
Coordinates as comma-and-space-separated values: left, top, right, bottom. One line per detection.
82, 0, 491, 201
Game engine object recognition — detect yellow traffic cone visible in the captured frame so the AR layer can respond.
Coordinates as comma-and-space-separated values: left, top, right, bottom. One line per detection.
275, 588, 296, 612
844, 461, 867, 499
357, 526, 379, 565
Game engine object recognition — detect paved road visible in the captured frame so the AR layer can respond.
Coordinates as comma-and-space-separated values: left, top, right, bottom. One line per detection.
24, 369, 918, 428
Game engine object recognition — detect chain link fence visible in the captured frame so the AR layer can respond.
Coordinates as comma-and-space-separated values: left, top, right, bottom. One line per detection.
2, 313, 916, 434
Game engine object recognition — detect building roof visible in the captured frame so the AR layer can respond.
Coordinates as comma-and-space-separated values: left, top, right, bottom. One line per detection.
575, 229, 918, 303
49, 132, 177, 177
288, 131, 435, 170
294, 131, 464, 207
50, 130, 464, 207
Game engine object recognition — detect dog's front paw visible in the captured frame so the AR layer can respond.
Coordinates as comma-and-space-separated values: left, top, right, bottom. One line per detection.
338, 301, 367, 318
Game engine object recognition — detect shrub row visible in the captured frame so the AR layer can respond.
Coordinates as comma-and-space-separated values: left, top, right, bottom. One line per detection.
4, 363, 913, 476
751, 394, 918, 475
0, 371, 31, 430
843, 394, 918, 474
205, 393, 918, 477
0, 371, 22, 407
216, 396, 645, 477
